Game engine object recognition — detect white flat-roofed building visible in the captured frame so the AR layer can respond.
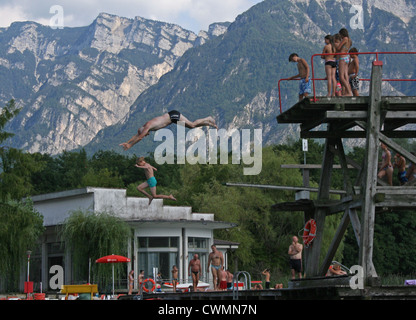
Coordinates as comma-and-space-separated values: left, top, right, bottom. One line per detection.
28, 187, 237, 292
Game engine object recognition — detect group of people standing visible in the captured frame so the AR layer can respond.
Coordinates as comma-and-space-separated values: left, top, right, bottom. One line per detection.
321, 28, 360, 97
288, 27, 360, 100
378, 143, 416, 186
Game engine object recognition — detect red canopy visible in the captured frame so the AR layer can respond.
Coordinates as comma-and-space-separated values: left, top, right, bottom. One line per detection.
95, 254, 130, 263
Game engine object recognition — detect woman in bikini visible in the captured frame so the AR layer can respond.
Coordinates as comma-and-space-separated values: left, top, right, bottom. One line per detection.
336, 28, 353, 96
322, 35, 337, 97
378, 143, 393, 186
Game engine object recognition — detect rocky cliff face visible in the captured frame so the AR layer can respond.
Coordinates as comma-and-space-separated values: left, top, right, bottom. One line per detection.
2, 0, 415, 156
85, 0, 415, 156
1, 13, 226, 154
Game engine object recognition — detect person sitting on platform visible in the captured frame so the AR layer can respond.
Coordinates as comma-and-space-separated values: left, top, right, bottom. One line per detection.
405, 152, 416, 183
394, 152, 408, 185
326, 263, 347, 276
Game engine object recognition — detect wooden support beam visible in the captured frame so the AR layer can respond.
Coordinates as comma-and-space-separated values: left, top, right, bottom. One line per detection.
355, 121, 416, 165
326, 110, 416, 120
305, 136, 336, 277
359, 62, 382, 285
319, 209, 351, 276
303, 130, 416, 139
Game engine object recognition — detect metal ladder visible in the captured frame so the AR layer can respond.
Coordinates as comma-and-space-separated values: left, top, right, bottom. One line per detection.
232, 271, 251, 300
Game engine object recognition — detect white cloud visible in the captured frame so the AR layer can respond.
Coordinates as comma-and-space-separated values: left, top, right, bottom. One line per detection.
0, 5, 29, 26
0, 0, 262, 32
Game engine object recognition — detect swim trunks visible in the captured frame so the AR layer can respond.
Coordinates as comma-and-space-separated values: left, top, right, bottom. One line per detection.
147, 176, 157, 188
220, 281, 227, 290
211, 264, 221, 270
325, 60, 337, 68
168, 110, 181, 124
289, 259, 302, 273
349, 75, 360, 91
398, 171, 408, 184
299, 78, 312, 95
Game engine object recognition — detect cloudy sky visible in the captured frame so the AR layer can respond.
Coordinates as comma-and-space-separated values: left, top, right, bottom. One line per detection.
0, 0, 263, 33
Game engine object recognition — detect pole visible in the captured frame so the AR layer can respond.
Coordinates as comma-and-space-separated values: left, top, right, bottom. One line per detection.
112, 264, 115, 297
26, 250, 31, 300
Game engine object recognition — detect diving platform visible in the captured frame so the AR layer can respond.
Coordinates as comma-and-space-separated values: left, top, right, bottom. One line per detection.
275, 59, 416, 287
277, 96, 416, 139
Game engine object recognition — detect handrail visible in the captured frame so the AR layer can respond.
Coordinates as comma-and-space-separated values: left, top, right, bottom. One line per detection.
278, 52, 416, 113
311, 51, 416, 103
232, 271, 251, 300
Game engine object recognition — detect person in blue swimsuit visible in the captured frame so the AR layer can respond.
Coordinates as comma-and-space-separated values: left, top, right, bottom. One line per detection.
394, 152, 408, 185
135, 157, 176, 205
336, 28, 353, 96
207, 245, 224, 291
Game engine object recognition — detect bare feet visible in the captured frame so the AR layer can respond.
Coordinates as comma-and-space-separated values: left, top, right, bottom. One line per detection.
208, 117, 218, 129
169, 195, 177, 201
148, 196, 154, 205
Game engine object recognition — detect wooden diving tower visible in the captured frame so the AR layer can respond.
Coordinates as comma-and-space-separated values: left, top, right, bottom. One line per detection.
276, 59, 416, 286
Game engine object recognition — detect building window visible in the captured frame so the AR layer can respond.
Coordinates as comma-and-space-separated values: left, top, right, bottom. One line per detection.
138, 237, 179, 281
188, 237, 208, 249
139, 237, 178, 248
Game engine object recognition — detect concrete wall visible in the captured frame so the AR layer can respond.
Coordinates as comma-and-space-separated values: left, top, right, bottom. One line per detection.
33, 187, 215, 225
34, 192, 94, 227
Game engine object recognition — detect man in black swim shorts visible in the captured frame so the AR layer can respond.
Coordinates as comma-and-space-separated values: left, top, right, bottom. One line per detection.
168, 110, 181, 124
120, 110, 217, 150
288, 236, 303, 279
188, 254, 202, 292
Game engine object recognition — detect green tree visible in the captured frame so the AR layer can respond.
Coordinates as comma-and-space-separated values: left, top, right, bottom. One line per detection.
0, 100, 43, 200
55, 149, 88, 189
0, 200, 44, 292
59, 210, 131, 287
81, 168, 125, 189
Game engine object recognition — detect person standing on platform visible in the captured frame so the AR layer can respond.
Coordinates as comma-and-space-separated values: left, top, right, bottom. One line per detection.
128, 270, 134, 295
288, 236, 303, 279
207, 244, 224, 290
378, 143, 393, 186
188, 254, 201, 292
262, 269, 271, 289
288, 53, 312, 101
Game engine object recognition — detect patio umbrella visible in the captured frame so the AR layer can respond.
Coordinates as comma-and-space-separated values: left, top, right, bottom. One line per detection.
96, 254, 131, 296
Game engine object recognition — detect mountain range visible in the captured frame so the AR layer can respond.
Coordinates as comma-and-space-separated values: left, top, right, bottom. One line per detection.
2, 0, 416, 156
